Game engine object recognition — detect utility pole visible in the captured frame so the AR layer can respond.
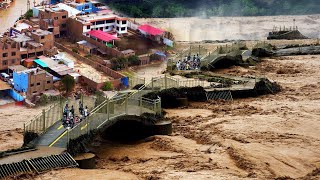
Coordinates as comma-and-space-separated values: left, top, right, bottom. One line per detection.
27, 0, 30, 11
33, 0, 36, 7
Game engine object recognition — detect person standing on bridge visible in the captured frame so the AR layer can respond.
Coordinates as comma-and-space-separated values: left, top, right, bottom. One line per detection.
84, 106, 88, 118
64, 104, 69, 117
70, 105, 75, 117
79, 101, 83, 115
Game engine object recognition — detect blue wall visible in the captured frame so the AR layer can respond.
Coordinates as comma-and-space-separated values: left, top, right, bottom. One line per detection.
50, 0, 61, 4
5, 89, 24, 102
121, 77, 129, 87
76, 2, 99, 14
13, 72, 28, 93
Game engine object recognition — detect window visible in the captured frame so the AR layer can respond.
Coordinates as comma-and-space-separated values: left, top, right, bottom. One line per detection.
47, 81, 51, 84
11, 59, 15, 64
100, 27, 103, 31
3, 53, 8, 57
87, 25, 90, 30
11, 52, 16, 56
2, 60, 7, 65
30, 83, 34, 87
41, 36, 45, 39
54, 17, 58, 20
33, 91, 37, 93
96, 20, 105, 25
121, 27, 126, 31
106, 19, 115, 24
96, 28, 98, 30
84, 5, 90, 9
37, 82, 40, 86
122, 20, 127, 24
62, 15, 67, 19
116, 27, 119, 31
117, 20, 120, 24
105, 26, 109, 29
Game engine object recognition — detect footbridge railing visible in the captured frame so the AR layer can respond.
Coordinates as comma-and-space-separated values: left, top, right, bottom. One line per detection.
24, 98, 66, 135
24, 96, 99, 135
66, 94, 161, 144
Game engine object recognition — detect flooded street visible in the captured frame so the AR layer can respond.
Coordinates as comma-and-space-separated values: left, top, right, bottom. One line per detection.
0, 0, 40, 33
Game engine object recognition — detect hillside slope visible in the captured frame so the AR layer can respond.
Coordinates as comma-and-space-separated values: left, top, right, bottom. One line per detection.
106, 0, 320, 18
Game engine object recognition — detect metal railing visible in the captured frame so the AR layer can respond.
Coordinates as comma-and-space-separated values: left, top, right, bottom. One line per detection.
129, 76, 146, 88
24, 99, 66, 135
66, 94, 161, 144
24, 96, 98, 135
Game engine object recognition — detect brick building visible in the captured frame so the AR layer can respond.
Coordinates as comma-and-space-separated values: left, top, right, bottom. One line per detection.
0, 38, 20, 70
13, 67, 53, 98
31, 29, 55, 50
38, 7, 69, 37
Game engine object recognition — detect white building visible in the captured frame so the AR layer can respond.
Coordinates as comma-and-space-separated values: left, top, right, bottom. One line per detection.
71, 11, 128, 37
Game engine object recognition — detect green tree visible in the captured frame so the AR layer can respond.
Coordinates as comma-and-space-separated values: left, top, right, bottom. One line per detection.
128, 55, 141, 66
101, 81, 113, 91
61, 75, 75, 94
24, 9, 33, 20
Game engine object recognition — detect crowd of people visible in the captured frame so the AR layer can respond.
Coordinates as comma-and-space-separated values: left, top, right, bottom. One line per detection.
62, 101, 89, 128
176, 54, 201, 70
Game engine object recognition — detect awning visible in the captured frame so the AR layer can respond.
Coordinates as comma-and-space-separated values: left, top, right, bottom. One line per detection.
87, 30, 119, 42
34, 59, 48, 68
138, 24, 164, 36
24, 58, 34, 63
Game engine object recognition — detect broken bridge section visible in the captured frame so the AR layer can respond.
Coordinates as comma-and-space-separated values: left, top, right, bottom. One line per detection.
0, 152, 77, 179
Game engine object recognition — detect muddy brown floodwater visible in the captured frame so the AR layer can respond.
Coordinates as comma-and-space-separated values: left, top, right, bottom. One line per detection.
0, 0, 41, 33
33, 54, 320, 179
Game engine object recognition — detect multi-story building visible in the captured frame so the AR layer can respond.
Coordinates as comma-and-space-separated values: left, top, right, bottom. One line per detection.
67, 0, 99, 15
38, 7, 69, 37
0, 38, 20, 71
0, 28, 54, 70
67, 11, 128, 41
13, 67, 53, 98
31, 29, 55, 50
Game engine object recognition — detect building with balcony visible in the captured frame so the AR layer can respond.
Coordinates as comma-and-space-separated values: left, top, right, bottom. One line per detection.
67, 11, 128, 41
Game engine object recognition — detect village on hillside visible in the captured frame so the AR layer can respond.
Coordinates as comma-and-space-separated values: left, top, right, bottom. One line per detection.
0, 0, 174, 107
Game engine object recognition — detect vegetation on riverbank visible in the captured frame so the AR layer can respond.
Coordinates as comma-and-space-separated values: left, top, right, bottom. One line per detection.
106, 0, 320, 18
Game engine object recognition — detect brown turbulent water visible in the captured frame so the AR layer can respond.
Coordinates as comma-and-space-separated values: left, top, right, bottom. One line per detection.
0, 0, 40, 33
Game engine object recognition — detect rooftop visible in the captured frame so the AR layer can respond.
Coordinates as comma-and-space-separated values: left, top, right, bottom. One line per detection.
8, 65, 27, 72
86, 30, 119, 42
36, 3, 80, 16
31, 29, 52, 36
75, 13, 127, 24
27, 41, 43, 48
138, 24, 164, 36
77, 40, 97, 49
11, 34, 32, 43
13, 22, 32, 32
